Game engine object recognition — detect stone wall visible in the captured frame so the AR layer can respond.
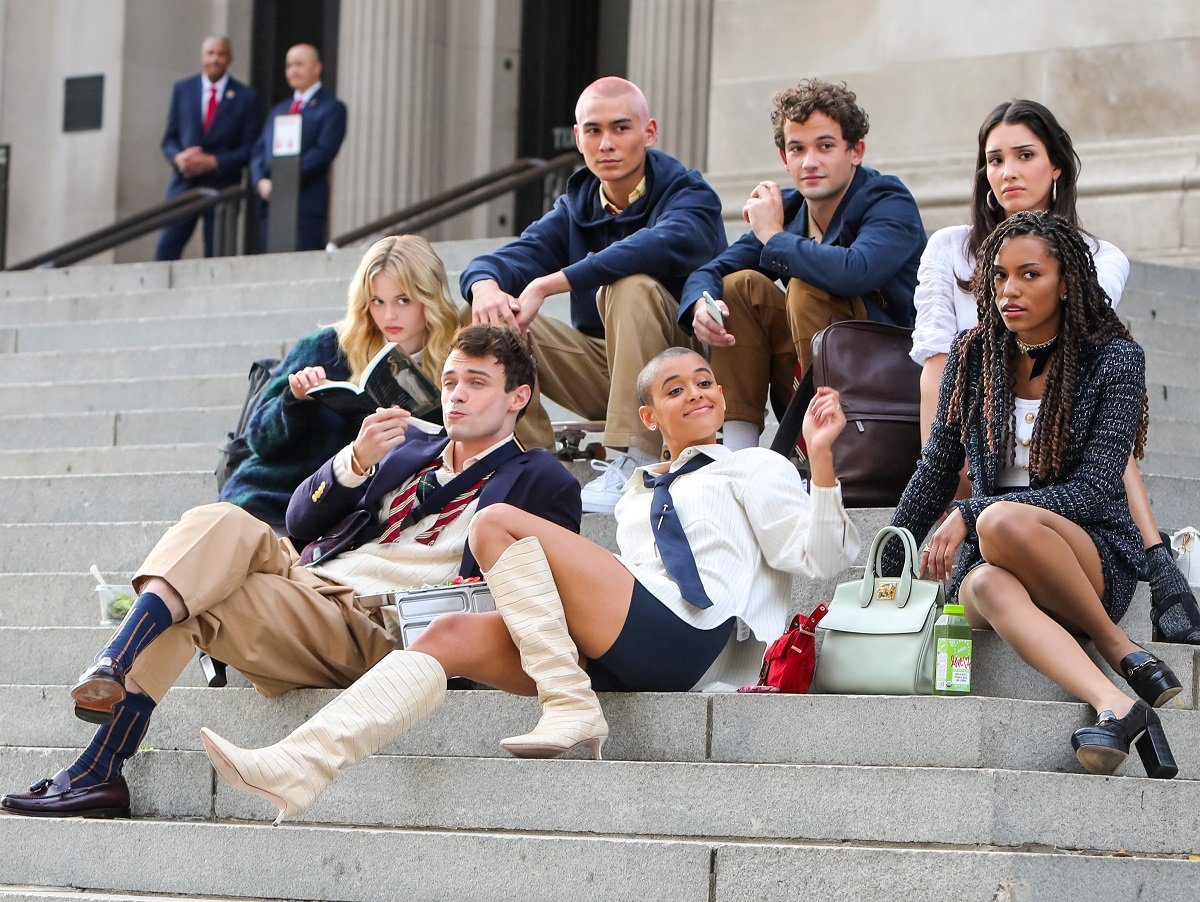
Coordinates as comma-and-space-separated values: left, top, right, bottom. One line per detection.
1, 1, 1197, 265
705, 0, 1200, 263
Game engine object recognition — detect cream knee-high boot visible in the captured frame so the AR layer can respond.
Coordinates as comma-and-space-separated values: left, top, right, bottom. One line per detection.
200, 649, 446, 825
485, 536, 608, 759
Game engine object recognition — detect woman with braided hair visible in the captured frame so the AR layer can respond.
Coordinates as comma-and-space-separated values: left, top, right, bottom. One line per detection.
889, 210, 1177, 778
911, 99, 1199, 645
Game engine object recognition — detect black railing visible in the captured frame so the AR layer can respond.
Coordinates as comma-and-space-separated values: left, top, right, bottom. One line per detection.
327, 151, 581, 249
4, 152, 582, 270
5, 185, 249, 271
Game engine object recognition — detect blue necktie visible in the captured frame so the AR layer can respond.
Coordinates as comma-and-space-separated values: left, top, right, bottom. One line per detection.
642, 454, 715, 609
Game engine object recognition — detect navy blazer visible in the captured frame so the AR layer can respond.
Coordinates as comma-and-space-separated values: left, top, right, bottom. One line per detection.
250, 88, 348, 219
161, 75, 261, 194
286, 429, 582, 578
680, 165, 926, 330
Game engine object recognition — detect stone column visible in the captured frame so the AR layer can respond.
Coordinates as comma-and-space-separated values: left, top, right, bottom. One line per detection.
331, 0, 446, 244
626, 0, 714, 171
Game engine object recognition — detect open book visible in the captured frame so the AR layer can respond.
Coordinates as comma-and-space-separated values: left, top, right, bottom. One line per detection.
307, 342, 441, 426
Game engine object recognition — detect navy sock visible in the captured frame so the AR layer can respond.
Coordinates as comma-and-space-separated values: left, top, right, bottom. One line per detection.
98, 591, 174, 672
66, 692, 155, 788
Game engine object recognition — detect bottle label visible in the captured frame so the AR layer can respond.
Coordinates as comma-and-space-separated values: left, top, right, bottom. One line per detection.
935, 637, 972, 692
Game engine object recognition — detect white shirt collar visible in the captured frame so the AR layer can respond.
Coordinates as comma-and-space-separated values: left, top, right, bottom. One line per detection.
441, 432, 516, 473
637, 443, 730, 479
202, 73, 230, 95
293, 81, 322, 108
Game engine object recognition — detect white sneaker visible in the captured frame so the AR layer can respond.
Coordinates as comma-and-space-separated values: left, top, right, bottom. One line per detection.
580, 454, 635, 514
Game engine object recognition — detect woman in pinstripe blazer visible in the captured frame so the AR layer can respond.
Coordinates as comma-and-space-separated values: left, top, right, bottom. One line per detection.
888, 211, 1177, 779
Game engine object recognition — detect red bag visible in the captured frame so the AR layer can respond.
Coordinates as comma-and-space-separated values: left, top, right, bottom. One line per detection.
737, 603, 829, 694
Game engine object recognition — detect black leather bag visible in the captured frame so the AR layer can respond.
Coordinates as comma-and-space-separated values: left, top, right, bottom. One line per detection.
215, 357, 280, 493
810, 320, 922, 507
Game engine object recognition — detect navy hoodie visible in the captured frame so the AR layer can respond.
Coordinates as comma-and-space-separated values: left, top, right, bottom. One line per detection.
460, 148, 727, 338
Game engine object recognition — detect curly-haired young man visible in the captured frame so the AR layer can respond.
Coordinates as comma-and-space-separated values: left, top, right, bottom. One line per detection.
680, 79, 927, 451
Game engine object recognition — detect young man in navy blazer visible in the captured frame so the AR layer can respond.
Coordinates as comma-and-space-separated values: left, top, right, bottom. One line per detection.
250, 43, 347, 251
155, 36, 261, 260
680, 79, 927, 452
2, 325, 581, 819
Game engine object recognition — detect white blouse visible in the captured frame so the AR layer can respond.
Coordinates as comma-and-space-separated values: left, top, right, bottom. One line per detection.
612, 444, 861, 688
909, 224, 1130, 366
997, 397, 1041, 488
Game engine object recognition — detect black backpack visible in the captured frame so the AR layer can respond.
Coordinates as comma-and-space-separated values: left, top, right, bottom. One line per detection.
215, 357, 281, 493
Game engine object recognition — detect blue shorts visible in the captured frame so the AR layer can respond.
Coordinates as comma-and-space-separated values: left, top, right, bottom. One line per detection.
587, 579, 734, 692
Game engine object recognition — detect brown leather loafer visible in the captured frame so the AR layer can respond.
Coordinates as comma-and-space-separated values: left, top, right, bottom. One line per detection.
1, 774, 130, 818
70, 657, 127, 724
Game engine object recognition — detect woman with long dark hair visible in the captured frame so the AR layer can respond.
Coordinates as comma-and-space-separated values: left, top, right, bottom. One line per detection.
893, 210, 1176, 778
910, 99, 1198, 645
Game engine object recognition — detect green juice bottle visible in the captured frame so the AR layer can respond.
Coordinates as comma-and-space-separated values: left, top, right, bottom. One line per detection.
933, 604, 972, 695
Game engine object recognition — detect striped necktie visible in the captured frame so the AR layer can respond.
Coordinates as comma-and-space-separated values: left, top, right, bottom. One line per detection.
380, 462, 489, 546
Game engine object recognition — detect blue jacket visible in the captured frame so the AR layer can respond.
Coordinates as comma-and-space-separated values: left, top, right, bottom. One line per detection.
250, 87, 347, 219
287, 431, 582, 578
680, 165, 926, 330
460, 148, 727, 338
161, 74, 261, 194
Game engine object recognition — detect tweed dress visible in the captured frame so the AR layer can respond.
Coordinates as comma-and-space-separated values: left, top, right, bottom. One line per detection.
886, 334, 1147, 622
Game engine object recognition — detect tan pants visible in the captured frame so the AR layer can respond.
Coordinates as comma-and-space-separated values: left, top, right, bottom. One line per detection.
127, 503, 396, 702
710, 270, 867, 429
517, 274, 694, 458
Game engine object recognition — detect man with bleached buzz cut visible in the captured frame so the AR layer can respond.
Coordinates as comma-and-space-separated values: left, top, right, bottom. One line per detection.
461, 77, 728, 514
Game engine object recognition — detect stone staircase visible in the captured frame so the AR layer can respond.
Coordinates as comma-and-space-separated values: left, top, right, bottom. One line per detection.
0, 247, 1198, 900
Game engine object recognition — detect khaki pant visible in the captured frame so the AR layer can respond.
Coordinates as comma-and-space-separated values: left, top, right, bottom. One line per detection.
517, 274, 694, 459
709, 270, 867, 429
127, 503, 396, 702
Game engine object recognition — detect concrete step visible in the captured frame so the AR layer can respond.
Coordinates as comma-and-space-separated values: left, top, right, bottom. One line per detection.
0, 572, 137, 626
1143, 451, 1200, 479
1146, 350, 1200, 390
1, 613, 1192, 704
0, 262, 168, 299
0, 279, 347, 326
1145, 474, 1200, 531
0, 375, 245, 416
1147, 417, 1200, 457
7, 309, 342, 354
0, 818, 1193, 902
0, 471, 214, 523
7, 684, 1200, 780
1123, 316, 1200, 356
0, 407, 236, 451
0, 444, 216, 477
1148, 382, 1198, 423
0, 816, 710, 901
0, 522, 172, 577
0, 340, 288, 383
0, 889, 309, 902
1, 744, 1196, 855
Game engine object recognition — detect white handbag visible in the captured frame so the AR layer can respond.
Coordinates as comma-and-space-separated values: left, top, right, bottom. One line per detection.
812, 525, 945, 695
1171, 527, 1200, 589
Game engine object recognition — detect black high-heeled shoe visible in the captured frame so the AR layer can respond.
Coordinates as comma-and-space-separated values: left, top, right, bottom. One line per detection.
1071, 699, 1177, 779
1120, 650, 1182, 708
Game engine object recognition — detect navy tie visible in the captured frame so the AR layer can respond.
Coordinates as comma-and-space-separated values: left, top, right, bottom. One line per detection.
642, 454, 715, 609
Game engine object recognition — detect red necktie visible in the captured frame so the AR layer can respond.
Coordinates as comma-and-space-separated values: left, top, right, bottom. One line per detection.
288, 97, 302, 114
203, 86, 218, 133
380, 464, 489, 546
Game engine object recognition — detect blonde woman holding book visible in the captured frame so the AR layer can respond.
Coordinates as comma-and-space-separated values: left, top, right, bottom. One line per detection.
219, 234, 459, 527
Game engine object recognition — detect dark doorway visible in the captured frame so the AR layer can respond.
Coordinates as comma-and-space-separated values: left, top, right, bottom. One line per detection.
514, 0, 629, 231
251, 0, 341, 108
246, 0, 341, 251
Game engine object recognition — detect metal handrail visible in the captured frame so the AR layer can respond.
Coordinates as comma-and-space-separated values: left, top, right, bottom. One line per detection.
5, 185, 249, 271
328, 151, 581, 249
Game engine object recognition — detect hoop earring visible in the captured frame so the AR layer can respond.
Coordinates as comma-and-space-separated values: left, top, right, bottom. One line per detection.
986, 191, 1000, 212
649, 424, 657, 431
